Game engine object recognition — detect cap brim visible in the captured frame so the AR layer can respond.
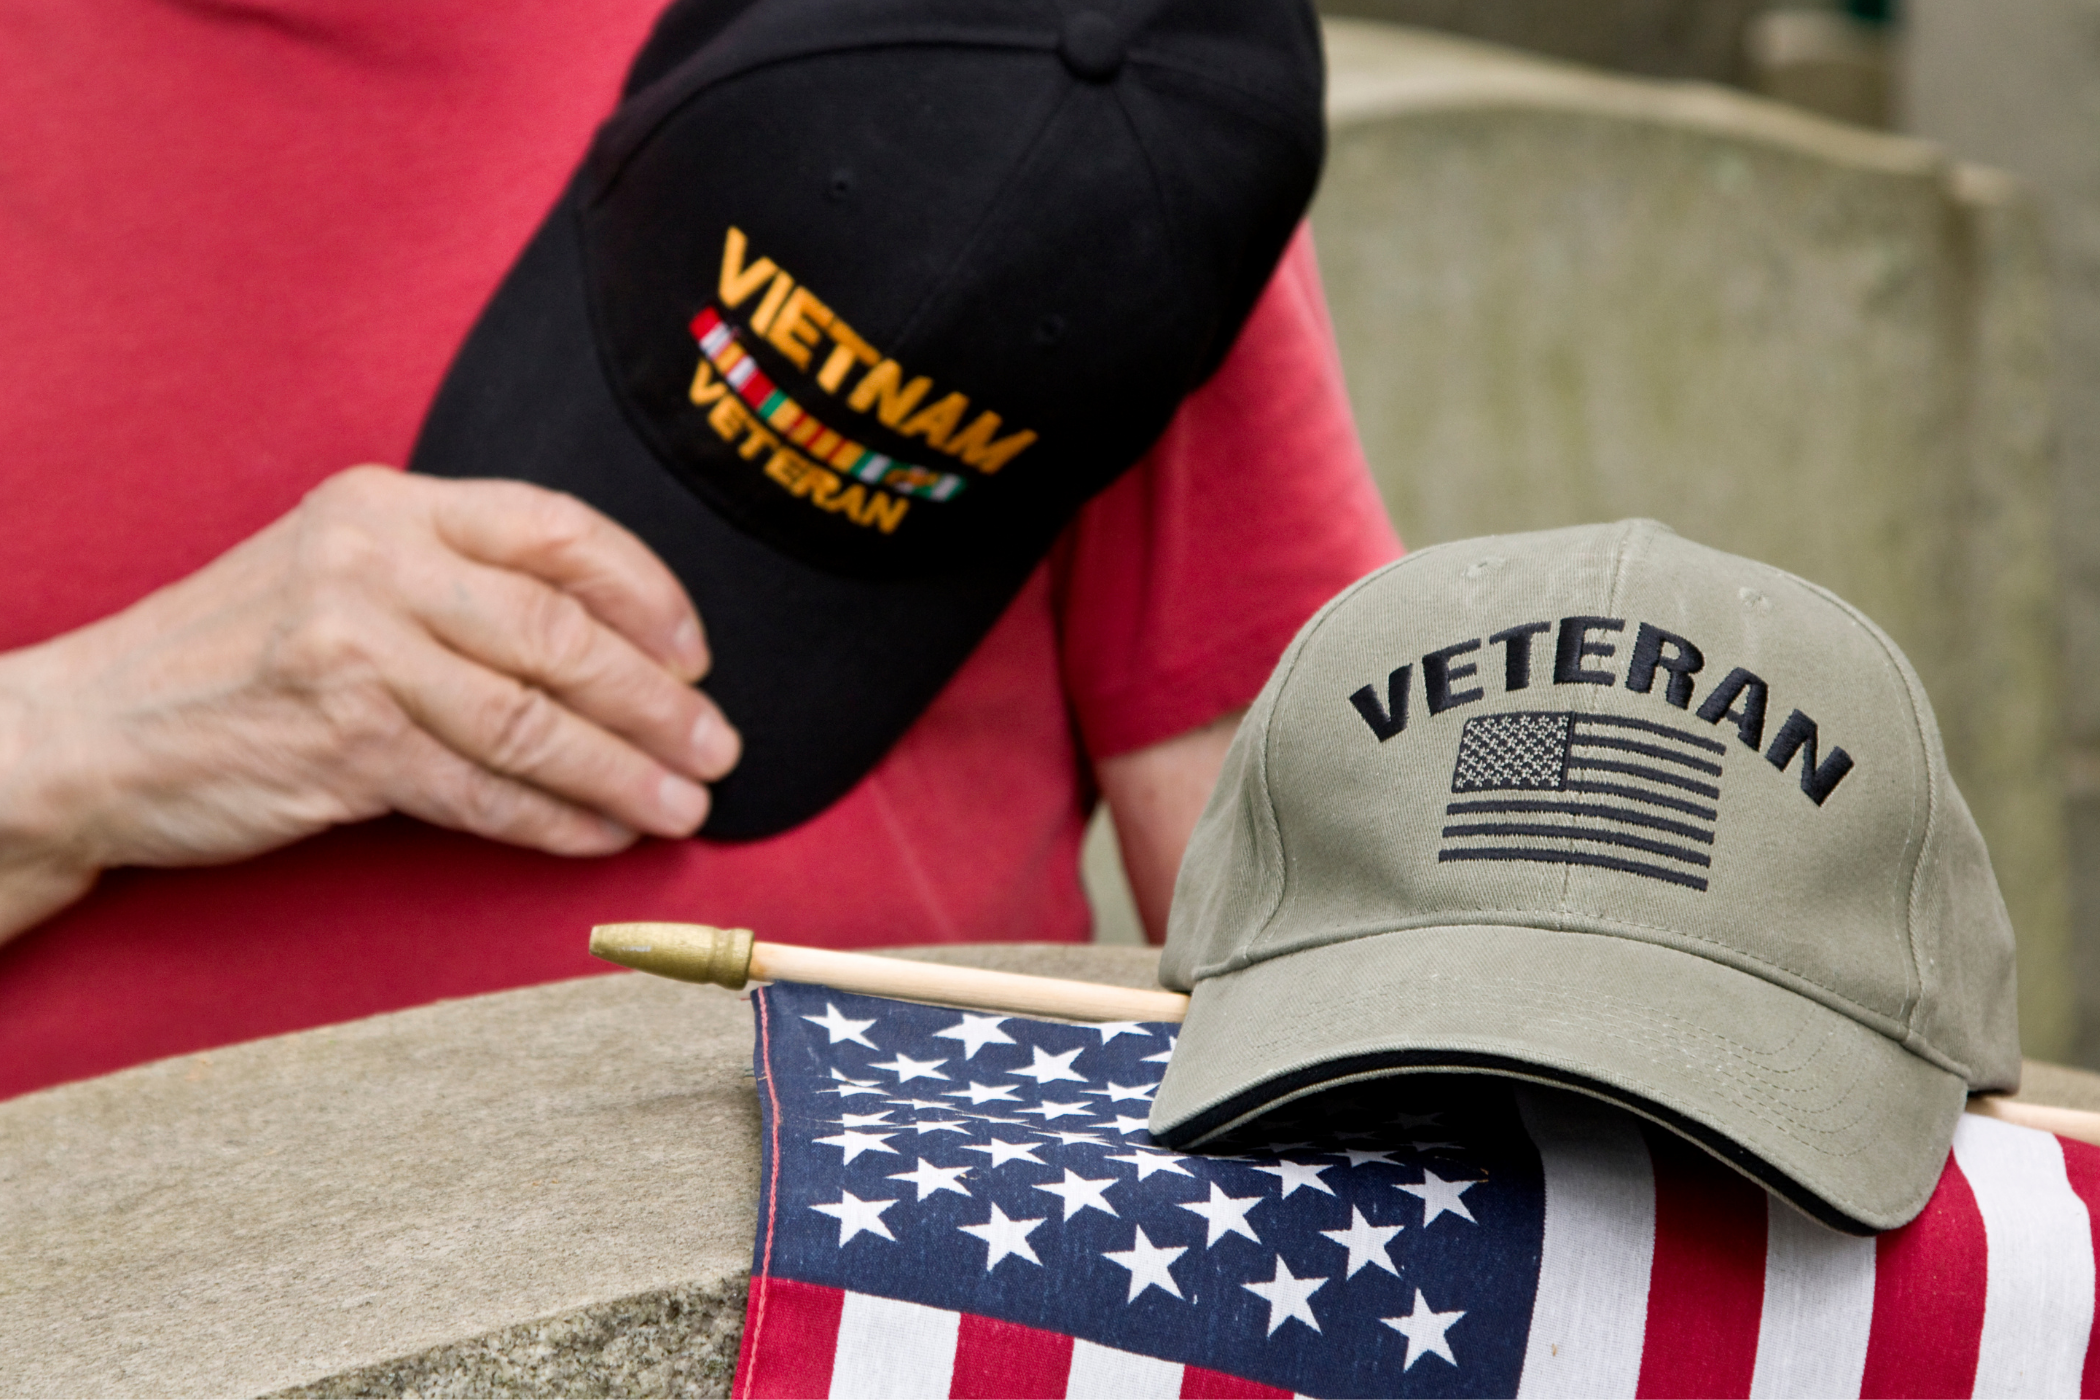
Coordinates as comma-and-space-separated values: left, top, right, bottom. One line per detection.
1148, 924, 1967, 1232
411, 188, 1036, 838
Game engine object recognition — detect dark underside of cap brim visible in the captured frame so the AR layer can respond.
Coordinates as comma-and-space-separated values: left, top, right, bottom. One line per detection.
1148, 924, 1969, 1233
411, 189, 1038, 839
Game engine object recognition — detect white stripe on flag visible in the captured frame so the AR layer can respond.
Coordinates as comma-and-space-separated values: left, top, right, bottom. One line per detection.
1954, 1114, 2095, 1399
1515, 1089, 1656, 1399
1064, 1338, 1184, 1398
1747, 1200, 1876, 1398
828, 1290, 962, 1399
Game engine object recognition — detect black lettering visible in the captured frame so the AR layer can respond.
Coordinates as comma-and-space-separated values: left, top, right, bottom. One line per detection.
1765, 710, 1855, 805
1422, 640, 1484, 715
1348, 666, 1412, 742
1694, 667, 1769, 750
1554, 617, 1624, 686
1625, 623, 1705, 709
1488, 621, 1552, 692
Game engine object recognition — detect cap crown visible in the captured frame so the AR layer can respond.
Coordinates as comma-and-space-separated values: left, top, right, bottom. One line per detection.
579, 0, 1323, 578
1163, 520, 2019, 1091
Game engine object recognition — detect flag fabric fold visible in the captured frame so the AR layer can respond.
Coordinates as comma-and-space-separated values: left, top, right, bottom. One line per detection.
733, 982, 2100, 1399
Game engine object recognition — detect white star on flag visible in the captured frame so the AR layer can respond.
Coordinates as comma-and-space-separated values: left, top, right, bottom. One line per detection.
1398, 1169, 1480, 1227
891, 1097, 952, 1112
961, 1138, 1048, 1168
1102, 1225, 1187, 1302
1107, 1150, 1193, 1181
1036, 1129, 1111, 1147
898, 1119, 970, 1136
1319, 1206, 1404, 1278
869, 1053, 949, 1083
1107, 1115, 1152, 1136
959, 1203, 1045, 1270
934, 1014, 1015, 1059
827, 1069, 883, 1098
887, 1159, 973, 1201
814, 1129, 897, 1164
836, 1111, 893, 1127
1242, 1255, 1327, 1335
1179, 1182, 1264, 1246
1089, 1021, 1151, 1044
1336, 1148, 1401, 1168
803, 1003, 877, 1048
1252, 1159, 1336, 1199
810, 1190, 896, 1245
1090, 1082, 1156, 1103
1383, 1289, 1465, 1368
1140, 1047, 1175, 1064
1016, 1100, 1093, 1122
946, 1082, 1020, 1105
1010, 1046, 1088, 1085
1033, 1169, 1120, 1220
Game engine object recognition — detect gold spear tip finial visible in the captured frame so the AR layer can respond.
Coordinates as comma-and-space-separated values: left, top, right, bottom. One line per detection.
587, 922, 755, 990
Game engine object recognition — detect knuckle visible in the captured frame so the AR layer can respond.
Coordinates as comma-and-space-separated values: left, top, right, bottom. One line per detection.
479, 683, 566, 776
517, 589, 601, 680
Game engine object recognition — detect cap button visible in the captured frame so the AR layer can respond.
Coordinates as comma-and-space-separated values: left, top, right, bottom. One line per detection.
1059, 10, 1125, 82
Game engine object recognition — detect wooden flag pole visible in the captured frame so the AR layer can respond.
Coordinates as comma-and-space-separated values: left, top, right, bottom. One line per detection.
587, 921, 2100, 1150
588, 921, 1190, 1024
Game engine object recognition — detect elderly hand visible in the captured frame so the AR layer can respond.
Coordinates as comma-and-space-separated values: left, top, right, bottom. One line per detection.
0, 466, 740, 944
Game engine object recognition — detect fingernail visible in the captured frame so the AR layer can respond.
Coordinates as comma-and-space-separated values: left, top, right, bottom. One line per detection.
657, 773, 710, 832
670, 617, 707, 678
691, 710, 742, 777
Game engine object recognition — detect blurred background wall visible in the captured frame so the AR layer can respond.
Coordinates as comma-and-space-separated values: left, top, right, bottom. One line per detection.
1083, 0, 2100, 1074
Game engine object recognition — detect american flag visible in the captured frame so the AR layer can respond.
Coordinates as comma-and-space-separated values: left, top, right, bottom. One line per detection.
735, 982, 2100, 1399
1441, 712, 1727, 892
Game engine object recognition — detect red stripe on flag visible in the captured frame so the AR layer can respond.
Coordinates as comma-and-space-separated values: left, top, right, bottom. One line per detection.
1859, 1154, 1987, 1399
2056, 1135, 2100, 1398
948, 1312, 1071, 1399
1180, 1363, 1292, 1398
735, 1276, 844, 1399
1635, 1129, 1767, 1399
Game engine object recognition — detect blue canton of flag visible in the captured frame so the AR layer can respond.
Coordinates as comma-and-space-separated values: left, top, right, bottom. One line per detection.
742, 981, 1547, 1398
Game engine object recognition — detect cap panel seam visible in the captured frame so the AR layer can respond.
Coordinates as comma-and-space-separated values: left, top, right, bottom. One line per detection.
1241, 551, 1435, 967
1783, 572, 1935, 1057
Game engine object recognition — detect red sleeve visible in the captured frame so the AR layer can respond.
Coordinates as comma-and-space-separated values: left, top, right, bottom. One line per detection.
1054, 224, 1404, 761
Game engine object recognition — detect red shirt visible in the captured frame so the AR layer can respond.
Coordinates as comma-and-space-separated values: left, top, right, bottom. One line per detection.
0, 0, 1401, 1098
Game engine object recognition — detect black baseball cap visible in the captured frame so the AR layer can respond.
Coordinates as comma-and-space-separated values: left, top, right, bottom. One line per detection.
411, 0, 1325, 837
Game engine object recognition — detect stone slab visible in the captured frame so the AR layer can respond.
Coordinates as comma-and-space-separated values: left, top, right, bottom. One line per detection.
0, 943, 1162, 1399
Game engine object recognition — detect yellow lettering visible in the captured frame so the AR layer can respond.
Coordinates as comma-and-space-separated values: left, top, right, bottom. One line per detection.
803, 465, 843, 504
707, 393, 751, 442
847, 360, 933, 427
718, 227, 778, 308
862, 491, 909, 534
748, 271, 794, 335
764, 448, 811, 490
822, 483, 867, 518
898, 392, 968, 449
737, 420, 781, 461
815, 318, 881, 393
942, 411, 1036, 474
765, 287, 833, 370
689, 358, 728, 406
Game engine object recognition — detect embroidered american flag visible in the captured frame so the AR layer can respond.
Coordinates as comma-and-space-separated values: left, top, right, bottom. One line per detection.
1440, 711, 1728, 892
734, 982, 2100, 1399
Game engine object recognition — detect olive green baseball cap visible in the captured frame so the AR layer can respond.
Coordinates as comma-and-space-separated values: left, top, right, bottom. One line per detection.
1149, 519, 2019, 1232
